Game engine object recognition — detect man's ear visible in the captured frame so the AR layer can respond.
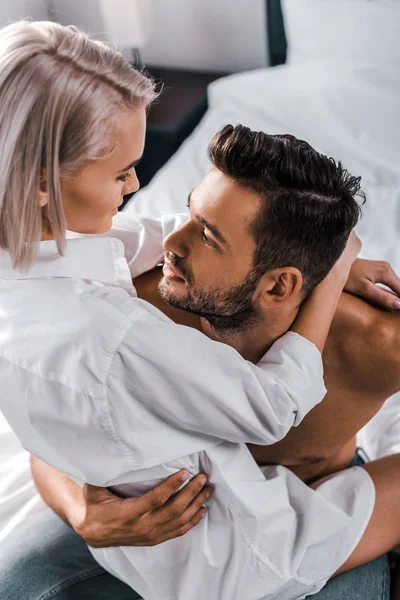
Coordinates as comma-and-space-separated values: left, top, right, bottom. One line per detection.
39, 168, 48, 207
255, 268, 303, 308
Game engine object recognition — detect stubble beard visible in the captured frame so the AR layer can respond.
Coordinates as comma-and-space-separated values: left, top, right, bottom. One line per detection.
158, 272, 260, 335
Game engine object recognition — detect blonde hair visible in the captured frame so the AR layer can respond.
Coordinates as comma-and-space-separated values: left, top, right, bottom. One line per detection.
0, 20, 157, 270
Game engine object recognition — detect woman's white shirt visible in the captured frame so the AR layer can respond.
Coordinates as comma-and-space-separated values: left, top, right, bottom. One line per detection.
0, 212, 374, 599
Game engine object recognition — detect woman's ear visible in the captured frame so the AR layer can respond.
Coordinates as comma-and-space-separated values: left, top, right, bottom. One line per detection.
256, 267, 304, 308
39, 169, 48, 207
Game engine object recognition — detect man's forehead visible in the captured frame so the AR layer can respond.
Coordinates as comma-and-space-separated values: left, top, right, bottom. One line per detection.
189, 170, 261, 253
192, 169, 261, 219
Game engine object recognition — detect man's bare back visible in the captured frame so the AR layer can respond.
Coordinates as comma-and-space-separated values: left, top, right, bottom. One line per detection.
134, 267, 400, 483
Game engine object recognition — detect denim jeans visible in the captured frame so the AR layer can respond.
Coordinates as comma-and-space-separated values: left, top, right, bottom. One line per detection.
0, 508, 390, 600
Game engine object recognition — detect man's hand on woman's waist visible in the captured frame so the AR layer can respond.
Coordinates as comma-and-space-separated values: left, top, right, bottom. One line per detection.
31, 455, 213, 548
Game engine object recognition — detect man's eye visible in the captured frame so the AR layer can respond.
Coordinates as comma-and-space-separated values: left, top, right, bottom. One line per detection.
202, 230, 214, 247
118, 172, 132, 182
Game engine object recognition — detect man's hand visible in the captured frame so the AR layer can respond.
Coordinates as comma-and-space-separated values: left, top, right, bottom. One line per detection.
30, 456, 213, 549
345, 258, 400, 311
72, 471, 213, 548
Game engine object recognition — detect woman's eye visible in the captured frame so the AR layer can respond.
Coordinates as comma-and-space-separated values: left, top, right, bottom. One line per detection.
118, 171, 132, 182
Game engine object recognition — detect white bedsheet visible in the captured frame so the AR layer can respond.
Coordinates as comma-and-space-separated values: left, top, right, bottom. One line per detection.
127, 59, 400, 271
0, 58, 399, 541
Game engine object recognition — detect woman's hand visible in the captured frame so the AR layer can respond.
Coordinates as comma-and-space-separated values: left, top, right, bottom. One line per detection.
74, 472, 213, 548
344, 258, 400, 311
291, 231, 361, 353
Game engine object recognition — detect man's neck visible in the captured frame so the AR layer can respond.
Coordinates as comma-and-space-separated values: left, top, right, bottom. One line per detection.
200, 306, 299, 363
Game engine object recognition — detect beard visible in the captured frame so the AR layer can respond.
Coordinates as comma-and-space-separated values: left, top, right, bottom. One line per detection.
158, 254, 261, 335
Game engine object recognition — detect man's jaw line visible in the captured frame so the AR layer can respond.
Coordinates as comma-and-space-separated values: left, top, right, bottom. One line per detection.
158, 277, 299, 363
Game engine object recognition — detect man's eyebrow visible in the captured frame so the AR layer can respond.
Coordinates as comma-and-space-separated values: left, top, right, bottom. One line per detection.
188, 191, 230, 248
117, 156, 143, 173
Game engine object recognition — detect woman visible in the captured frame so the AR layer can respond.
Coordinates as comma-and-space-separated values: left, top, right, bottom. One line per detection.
0, 20, 398, 600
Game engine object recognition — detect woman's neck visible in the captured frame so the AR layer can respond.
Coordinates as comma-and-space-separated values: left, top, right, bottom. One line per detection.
41, 230, 54, 241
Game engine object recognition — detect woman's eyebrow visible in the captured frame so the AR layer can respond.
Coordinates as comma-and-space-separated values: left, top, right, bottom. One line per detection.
117, 156, 143, 174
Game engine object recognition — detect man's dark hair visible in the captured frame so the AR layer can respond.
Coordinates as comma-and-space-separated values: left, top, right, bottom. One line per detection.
208, 124, 365, 296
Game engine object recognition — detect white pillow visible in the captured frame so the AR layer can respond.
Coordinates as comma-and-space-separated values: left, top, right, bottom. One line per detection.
281, 0, 400, 67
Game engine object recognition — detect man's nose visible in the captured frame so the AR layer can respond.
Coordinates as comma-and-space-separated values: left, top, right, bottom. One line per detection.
163, 225, 189, 259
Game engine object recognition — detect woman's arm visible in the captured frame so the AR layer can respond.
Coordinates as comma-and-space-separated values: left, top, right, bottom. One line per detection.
292, 231, 361, 352
31, 455, 213, 548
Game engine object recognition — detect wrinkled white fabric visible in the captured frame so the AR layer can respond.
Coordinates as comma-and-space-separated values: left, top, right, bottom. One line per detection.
0, 211, 374, 600
126, 60, 400, 275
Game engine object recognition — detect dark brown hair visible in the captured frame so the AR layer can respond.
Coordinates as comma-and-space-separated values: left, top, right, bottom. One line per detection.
208, 124, 364, 295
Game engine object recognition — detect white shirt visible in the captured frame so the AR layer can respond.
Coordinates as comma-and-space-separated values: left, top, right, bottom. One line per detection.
0, 212, 374, 600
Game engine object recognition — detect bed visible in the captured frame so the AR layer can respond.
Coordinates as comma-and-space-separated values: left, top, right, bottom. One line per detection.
0, 0, 399, 541
123, 0, 400, 468
124, 1, 400, 271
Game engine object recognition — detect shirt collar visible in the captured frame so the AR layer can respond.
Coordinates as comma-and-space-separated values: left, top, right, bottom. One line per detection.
0, 236, 135, 293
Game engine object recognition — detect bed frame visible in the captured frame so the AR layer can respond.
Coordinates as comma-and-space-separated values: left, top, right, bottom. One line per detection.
266, 0, 287, 66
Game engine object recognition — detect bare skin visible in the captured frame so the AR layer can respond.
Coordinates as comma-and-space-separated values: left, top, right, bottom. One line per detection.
133, 266, 400, 579
134, 267, 400, 483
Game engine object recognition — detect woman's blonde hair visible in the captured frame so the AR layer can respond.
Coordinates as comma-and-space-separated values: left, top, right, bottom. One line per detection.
0, 20, 157, 270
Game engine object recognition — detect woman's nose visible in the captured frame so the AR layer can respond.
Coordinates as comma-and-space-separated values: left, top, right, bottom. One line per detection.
123, 169, 140, 195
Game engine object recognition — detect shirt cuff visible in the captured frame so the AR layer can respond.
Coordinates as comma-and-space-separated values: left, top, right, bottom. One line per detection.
258, 331, 327, 425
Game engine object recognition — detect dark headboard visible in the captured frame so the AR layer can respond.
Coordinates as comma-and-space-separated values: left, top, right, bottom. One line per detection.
266, 0, 287, 66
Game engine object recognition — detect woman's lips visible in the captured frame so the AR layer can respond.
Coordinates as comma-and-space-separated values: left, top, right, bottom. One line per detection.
162, 262, 185, 282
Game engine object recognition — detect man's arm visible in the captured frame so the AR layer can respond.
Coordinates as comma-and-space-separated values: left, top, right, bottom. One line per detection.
31, 455, 213, 548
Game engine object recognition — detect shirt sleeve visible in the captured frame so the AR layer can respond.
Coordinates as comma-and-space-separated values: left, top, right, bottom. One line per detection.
357, 392, 400, 459
108, 308, 327, 447
106, 212, 188, 279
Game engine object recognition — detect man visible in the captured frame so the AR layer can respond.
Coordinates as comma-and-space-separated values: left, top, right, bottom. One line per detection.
2, 126, 400, 599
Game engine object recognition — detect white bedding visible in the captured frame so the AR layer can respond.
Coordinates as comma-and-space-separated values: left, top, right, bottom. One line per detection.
0, 58, 399, 541
127, 59, 400, 271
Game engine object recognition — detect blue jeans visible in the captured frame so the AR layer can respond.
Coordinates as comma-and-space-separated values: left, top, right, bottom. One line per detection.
0, 509, 390, 600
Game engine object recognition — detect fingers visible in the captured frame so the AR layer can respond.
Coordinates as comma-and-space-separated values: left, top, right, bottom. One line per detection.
79, 472, 213, 548
153, 476, 213, 527
129, 473, 212, 546
363, 281, 400, 311
375, 262, 400, 305
135, 470, 193, 516
146, 508, 207, 546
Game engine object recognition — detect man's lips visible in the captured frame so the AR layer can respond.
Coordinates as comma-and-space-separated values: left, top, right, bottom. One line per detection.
162, 261, 186, 282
